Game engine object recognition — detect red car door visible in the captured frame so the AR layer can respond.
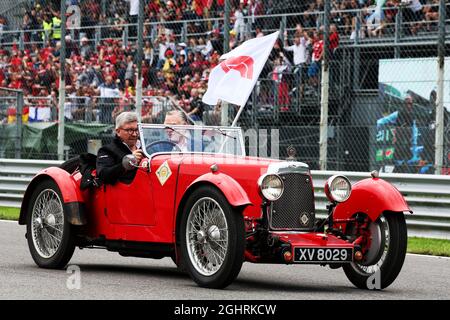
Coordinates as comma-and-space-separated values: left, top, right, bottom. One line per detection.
104, 169, 156, 226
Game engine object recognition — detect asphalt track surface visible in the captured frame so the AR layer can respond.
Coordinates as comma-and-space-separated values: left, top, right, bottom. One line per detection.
1, 220, 449, 300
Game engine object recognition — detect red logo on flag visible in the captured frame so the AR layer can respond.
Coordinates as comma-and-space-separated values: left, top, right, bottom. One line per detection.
220, 56, 254, 79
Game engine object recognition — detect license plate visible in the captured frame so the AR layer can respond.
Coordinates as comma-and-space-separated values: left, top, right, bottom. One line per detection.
293, 247, 353, 263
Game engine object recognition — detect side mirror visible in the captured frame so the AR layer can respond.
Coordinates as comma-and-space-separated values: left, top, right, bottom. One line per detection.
122, 154, 138, 171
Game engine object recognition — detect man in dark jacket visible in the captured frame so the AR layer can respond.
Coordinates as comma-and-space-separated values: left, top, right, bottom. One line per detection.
96, 111, 144, 184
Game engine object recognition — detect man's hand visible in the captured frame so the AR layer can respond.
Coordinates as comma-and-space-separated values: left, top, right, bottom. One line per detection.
133, 150, 144, 163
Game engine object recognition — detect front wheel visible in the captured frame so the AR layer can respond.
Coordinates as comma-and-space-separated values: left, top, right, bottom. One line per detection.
26, 179, 75, 269
180, 186, 245, 289
343, 212, 407, 290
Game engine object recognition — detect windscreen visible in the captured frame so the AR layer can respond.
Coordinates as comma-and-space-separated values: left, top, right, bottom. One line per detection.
139, 124, 245, 157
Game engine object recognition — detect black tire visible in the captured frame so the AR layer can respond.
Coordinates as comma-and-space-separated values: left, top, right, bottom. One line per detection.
26, 179, 76, 269
170, 247, 187, 273
343, 212, 407, 290
180, 185, 245, 289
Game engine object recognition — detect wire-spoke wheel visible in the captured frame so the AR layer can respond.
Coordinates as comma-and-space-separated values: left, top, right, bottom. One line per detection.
26, 179, 75, 269
343, 212, 407, 290
180, 186, 245, 289
186, 197, 228, 276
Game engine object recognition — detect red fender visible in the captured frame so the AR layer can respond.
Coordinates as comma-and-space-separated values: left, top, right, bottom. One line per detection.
19, 167, 86, 225
187, 172, 252, 208
333, 177, 412, 223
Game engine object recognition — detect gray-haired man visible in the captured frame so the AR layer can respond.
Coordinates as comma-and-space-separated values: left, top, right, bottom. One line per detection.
96, 112, 144, 184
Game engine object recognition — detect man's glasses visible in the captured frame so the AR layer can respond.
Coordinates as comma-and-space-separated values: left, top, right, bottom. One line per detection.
121, 128, 139, 135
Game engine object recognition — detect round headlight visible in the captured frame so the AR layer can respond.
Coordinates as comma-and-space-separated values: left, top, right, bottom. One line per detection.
258, 174, 284, 201
325, 175, 351, 203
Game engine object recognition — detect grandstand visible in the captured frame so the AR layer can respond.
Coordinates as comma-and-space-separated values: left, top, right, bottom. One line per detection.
0, 0, 449, 174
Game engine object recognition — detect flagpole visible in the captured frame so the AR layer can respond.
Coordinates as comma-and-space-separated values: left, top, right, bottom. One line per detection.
221, 101, 229, 126
231, 104, 245, 127
57, 1, 67, 160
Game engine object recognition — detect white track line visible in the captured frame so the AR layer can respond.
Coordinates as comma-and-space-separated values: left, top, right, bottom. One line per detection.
406, 253, 450, 260
0, 219, 18, 223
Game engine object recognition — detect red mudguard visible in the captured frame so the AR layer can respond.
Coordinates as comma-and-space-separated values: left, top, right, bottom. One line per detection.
19, 167, 85, 225
188, 172, 252, 207
333, 177, 412, 223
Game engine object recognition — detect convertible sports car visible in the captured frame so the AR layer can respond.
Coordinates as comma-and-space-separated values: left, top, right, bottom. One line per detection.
19, 124, 410, 289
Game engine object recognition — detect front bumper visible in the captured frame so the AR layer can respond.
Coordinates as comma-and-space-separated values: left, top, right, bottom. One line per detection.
245, 231, 356, 264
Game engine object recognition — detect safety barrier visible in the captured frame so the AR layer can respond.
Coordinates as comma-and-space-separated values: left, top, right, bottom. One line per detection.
1, 159, 449, 239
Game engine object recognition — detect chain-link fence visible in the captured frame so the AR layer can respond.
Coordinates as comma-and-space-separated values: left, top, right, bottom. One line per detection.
0, 0, 448, 174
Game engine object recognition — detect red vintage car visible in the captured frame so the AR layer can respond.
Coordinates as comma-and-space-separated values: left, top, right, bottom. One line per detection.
18, 124, 410, 289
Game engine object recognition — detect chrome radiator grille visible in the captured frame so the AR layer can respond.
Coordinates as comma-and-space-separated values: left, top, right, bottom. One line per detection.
269, 173, 315, 230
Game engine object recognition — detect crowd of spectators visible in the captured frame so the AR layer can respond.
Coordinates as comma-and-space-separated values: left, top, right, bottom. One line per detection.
0, 0, 447, 125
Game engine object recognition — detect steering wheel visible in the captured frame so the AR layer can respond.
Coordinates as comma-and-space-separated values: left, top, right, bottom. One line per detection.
146, 140, 181, 154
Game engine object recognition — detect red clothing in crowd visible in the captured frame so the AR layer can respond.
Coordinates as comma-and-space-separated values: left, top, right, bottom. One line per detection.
10, 56, 22, 71
312, 40, 324, 61
329, 32, 339, 52
9, 79, 23, 89
104, 53, 117, 66
40, 47, 53, 62
193, 0, 208, 16
148, 1, 160, 14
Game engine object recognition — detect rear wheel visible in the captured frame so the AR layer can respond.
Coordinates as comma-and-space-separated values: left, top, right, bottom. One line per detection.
180, 186, 245, 289
343, 212, 407, 289
26, 179, 75, 269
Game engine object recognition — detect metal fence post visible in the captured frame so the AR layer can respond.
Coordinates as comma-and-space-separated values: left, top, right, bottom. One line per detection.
213, 18, 219, 31
95, 26, 101, 48
123, 25, 129, 48
394, 8, 401, 58
57, 1, 67, 161
181, 21, 187, 44
101, 0, 107, 16
19, 31, 24, 51
280, 15, 286, 43
135, 0, 144, 122
435, 0, 446, 174
353, 15, 360, 91
16, 91, 23, 159
319, 0, 331, 171
224, 0, 231, 53
252, 86, 257, 131
274, 77, 279, 124
150, 23, 157, 42
44, 29, 49, 44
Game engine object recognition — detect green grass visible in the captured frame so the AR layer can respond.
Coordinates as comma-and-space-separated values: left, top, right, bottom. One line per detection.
1, 206, 449, 256
0, 206, 20, 221
407, 237, 450, 257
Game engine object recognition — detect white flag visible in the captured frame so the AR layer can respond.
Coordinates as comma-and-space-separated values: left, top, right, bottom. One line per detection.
202, 31, 280, 107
